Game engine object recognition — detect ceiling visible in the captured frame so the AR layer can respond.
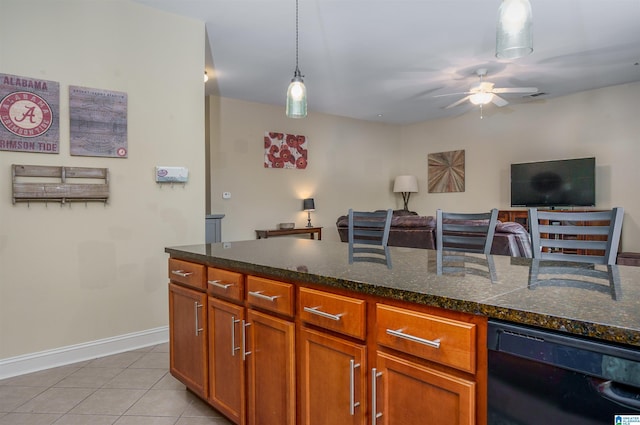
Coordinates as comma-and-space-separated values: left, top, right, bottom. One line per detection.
134, 0, 640, 124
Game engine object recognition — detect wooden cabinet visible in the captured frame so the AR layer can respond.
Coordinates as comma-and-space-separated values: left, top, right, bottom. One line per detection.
208, 296, 246, 424
299, 326, 367, 425
298, 287, 367, 425
373, 351, 475, 425
374, 303, 478, 425
206, 273, 295, 425
168, 257, 486, 425
168, 282, 208, 399
246, 308, 296, 425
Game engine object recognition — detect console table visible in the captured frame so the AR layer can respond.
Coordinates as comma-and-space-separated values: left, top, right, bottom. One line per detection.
255, 227, 322, 240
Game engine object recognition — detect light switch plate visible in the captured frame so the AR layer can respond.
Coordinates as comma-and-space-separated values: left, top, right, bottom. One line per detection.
156, 166, 188, 183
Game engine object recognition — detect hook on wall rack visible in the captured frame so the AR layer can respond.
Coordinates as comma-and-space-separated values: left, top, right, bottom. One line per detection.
12, 164, 109, 205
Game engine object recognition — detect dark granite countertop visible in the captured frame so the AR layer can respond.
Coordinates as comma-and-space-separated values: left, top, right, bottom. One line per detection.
166, 239, 640, 348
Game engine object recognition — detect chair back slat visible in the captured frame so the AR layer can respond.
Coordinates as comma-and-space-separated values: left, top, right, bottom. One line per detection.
436, 209, 499, 255
528, 207, 624, 265
436, 209, 499, 281
348, 209, 393, 268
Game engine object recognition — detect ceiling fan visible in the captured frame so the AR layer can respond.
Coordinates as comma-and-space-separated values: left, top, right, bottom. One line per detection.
434, 68, 538, 111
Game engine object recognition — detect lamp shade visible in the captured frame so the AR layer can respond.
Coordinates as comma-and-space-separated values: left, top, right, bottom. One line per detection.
393, 176, 418, 193
303, 198, 315, 211
496, 0, 533, 59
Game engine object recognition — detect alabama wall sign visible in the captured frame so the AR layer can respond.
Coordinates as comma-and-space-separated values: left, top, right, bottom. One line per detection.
0, 73, 60, 153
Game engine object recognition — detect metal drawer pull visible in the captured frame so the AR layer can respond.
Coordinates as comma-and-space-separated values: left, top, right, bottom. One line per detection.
231, 316, 241, 356
386, 328, 441, 349
303, 306, 343, 321
194, 302, 203, 336
249, 290, 280, 302
171, 270, 193, 277
242, 320, 252, 361
208, 279, 234, 290
371, 368, 383, 425
350, 359, 361, 415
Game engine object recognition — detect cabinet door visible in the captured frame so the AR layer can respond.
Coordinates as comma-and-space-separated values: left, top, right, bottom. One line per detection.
246, 309, 296, 425
208, 297, 246, 425
300, 326, 366, 425
169, 283, 207, 399
373, 351, 475, 425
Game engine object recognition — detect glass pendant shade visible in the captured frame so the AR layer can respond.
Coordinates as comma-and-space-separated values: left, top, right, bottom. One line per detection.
286, 72, 307, 118
496, 0, 533, 59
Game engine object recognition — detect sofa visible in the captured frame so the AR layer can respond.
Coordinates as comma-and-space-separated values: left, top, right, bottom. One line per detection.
336, 210, 533, 258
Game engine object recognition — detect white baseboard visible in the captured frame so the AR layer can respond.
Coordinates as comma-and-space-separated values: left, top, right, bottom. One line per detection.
0, 326, 169, 380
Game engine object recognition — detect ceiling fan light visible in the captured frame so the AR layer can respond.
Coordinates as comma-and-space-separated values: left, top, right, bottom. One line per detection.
496, 0, 533, 60
470, 92, 494, 105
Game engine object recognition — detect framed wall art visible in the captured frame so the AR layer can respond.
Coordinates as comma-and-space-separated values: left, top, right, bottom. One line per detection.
70, 85, 128, 158
264, 131, 308, 169
428, 149, 465, 193
0, 73, 60, 153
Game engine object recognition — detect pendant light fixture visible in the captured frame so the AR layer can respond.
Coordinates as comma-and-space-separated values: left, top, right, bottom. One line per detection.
286, 0, 307, 118
496, 0, 533, 60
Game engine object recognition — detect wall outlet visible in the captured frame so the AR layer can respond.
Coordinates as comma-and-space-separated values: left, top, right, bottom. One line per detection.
223, 192, 231, 199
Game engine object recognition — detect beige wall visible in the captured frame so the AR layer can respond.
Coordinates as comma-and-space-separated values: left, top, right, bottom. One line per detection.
210, 81, 640, 251
208, 96, 401, 242
399, 82, 640, 252
0, 0, 205, 359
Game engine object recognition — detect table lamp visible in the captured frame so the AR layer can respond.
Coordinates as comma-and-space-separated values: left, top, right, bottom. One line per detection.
393, 175, 418, 211
303, 198, 315, 227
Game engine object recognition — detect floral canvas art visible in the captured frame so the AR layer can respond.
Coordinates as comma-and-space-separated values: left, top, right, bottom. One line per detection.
264, 132, 308, 169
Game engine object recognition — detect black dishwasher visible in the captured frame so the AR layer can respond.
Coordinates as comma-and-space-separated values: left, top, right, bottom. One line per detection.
488, 320, 640, 425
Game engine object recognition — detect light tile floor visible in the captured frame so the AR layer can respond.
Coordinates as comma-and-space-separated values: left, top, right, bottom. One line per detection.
0, 343, 233, 425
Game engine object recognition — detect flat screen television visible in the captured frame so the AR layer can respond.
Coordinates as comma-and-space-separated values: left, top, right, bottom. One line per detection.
510, 157, 596, 207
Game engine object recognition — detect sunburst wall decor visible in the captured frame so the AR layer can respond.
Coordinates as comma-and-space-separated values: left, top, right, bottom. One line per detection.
428, 150, 465, 193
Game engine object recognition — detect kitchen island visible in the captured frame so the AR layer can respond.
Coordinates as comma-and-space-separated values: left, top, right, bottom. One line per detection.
165, 238, 640, 425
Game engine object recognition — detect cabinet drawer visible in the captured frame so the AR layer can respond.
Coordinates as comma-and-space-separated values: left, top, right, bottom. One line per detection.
207, 267, 244, 302
376, 304, 476, 373
246, 276, 294, 317
168, 258, 205, 290
299, 287, 366, 340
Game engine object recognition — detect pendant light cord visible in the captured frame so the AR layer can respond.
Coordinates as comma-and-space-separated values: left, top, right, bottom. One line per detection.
294, 0, 301, 76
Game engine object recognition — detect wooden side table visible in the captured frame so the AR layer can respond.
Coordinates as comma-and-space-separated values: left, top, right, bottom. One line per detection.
255, 227, 322, 240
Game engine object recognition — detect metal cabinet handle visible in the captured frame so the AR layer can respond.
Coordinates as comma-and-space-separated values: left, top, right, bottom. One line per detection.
371, 368, 383, 425
303, 306, 343, 321
208, 279, 234, 290
248, 290, 280, 302
386, 328, 441, 349
194, 302, 203, 336
172, 270, 193, 277
350, 359, 361, 415
231, 315, 241, 356
242, 320, 252, 361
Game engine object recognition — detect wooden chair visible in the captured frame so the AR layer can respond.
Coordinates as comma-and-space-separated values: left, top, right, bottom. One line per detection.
348, 209, 393, 268
528, 208, 624, 265
436, 209, 499, 280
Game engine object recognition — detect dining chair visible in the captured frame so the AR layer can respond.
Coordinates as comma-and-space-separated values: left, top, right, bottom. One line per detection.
436, 209, 499, 254
528, 207, 624, 265
348, 209, 393, 268
436, 209, 499, 280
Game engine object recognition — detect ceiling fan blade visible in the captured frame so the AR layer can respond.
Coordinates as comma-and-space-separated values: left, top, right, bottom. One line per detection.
492, 87, 538, 94
492, 95, 509, 107
433, 92, 471, 98
445, 96, 471, 109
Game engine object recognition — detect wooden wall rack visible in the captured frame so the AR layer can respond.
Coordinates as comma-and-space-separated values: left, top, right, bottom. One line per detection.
12, 164, 109, 205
